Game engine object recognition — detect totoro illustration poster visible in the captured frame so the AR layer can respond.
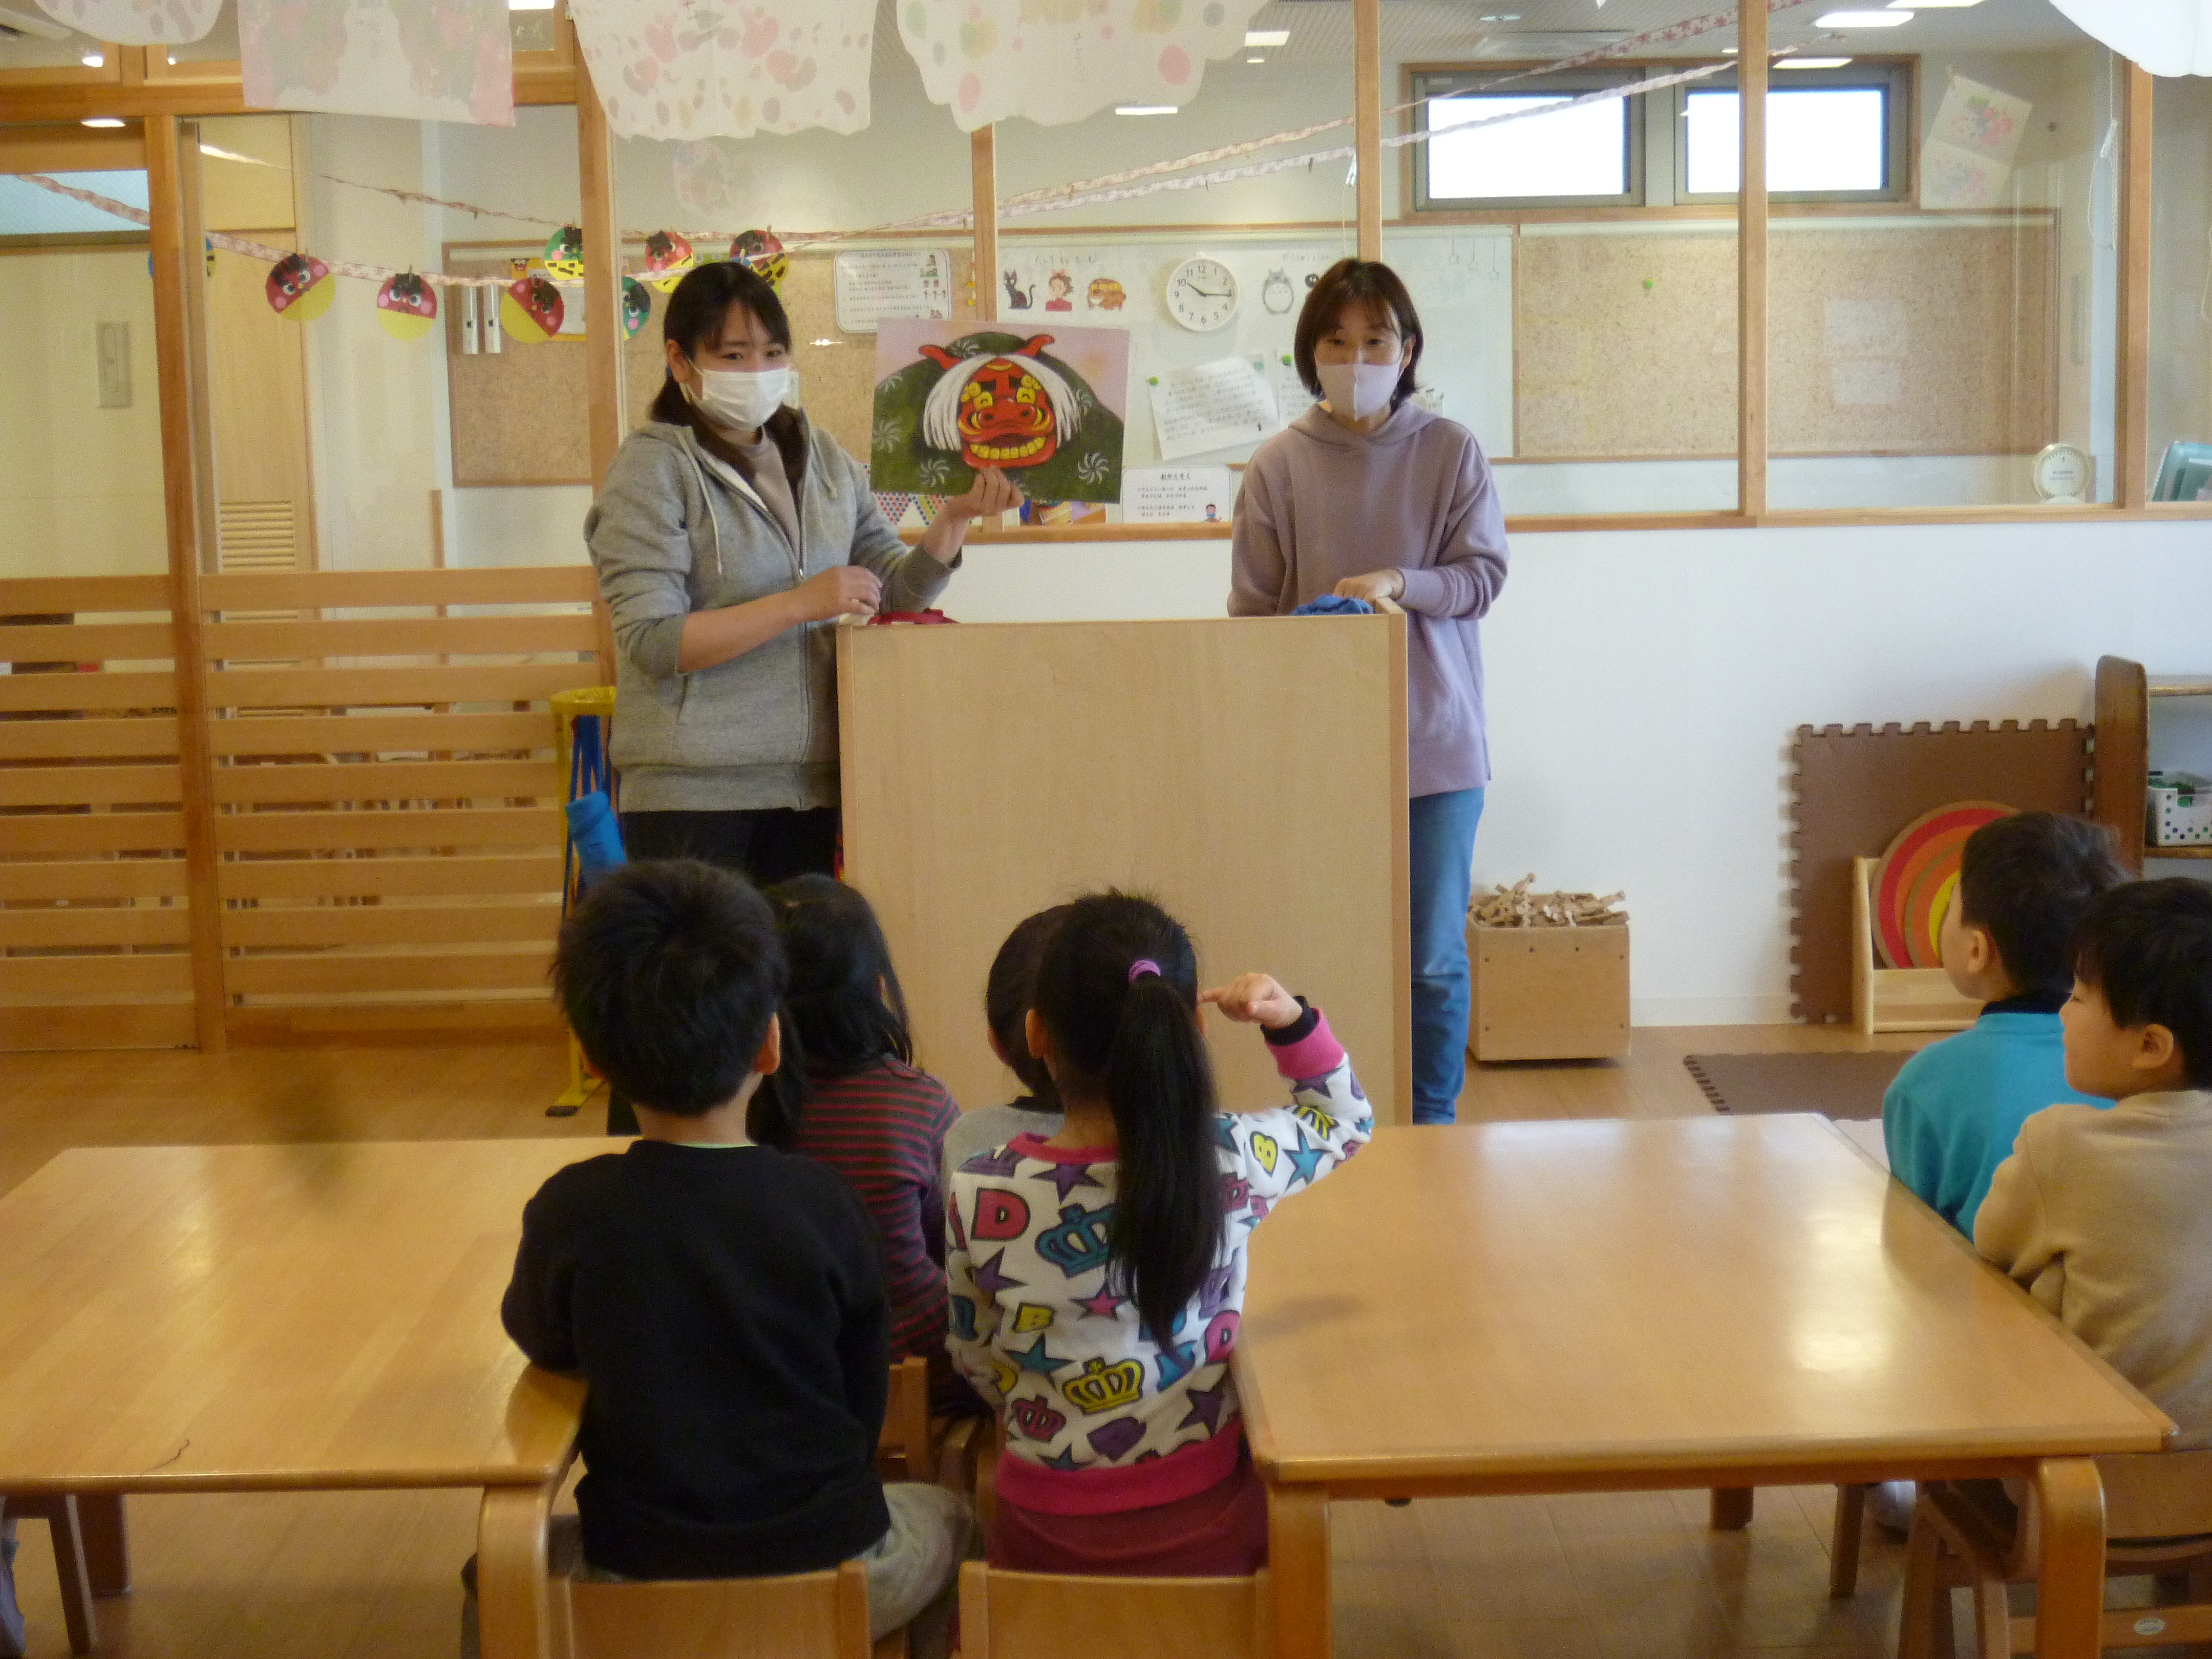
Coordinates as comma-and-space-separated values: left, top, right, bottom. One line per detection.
870, 320, 1129, 504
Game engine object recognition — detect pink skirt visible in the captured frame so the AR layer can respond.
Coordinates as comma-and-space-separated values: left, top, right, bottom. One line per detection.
988, 1441, 1269, 1577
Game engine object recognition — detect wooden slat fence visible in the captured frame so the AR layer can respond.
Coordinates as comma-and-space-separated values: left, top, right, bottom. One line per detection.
0, 566, 607, 1049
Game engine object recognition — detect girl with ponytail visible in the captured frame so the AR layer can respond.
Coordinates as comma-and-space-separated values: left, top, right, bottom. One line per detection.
944, 891, 1372, 1575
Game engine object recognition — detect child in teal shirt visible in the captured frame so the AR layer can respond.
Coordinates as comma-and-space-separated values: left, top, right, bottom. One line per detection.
1883, 812, 2128, 1237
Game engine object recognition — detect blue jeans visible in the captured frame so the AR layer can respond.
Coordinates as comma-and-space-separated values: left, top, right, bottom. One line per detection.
1410, 787, 1485, 1125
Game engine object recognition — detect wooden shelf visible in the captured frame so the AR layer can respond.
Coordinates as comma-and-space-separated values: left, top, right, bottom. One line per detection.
2095, 656, 2212, 873
2146, 844, 2212, 858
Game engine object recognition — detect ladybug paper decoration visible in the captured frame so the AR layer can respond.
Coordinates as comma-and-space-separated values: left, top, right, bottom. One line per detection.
643, 229, 694, 293
621, 275, 650, 340
544, 225, 585, 282
374, 272, 439, 342
500, 274, 565, 345
266, 251, 334, 322
730, 228, 787, 291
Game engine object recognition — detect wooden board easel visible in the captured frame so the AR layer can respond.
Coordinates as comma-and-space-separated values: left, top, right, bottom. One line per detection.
836, 615, 1412, 1123
1851, 856, 1979, 1037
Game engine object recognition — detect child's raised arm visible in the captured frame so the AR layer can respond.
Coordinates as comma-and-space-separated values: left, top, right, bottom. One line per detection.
1201, 973, 1374, 1213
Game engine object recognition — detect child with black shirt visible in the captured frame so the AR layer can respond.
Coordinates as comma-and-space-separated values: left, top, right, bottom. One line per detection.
498, 859, 966, 1643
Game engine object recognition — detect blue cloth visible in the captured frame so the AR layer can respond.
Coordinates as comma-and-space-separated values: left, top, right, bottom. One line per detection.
1410, 786, 1484, 1125
564, 790, 628, 886
1882, 1008, 2111, 1236
1289, 594, 1374, 616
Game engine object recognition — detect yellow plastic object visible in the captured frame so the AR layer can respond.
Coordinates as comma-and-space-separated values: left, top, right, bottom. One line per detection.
554, 686, 619, 1111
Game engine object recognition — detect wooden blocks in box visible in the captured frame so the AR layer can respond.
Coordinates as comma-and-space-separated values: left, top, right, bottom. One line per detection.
1467, 923, 1631, 1062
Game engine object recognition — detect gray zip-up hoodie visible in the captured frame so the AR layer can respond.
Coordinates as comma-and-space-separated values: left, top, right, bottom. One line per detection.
586, 418, 958, 812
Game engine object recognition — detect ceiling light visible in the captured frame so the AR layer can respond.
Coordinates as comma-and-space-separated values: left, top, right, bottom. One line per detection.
1815, 8, 1911, 23
507, 0, 556, 9
80, 51, 102, 66
1243, 28, 1287, 46
1778, 56, 1854, 67
1245, 54, 1264, 62
81, 117, 124, 127
1896, 0, 1977, 6
1116, 104, 1176, 115
1478, 11, 1522, 18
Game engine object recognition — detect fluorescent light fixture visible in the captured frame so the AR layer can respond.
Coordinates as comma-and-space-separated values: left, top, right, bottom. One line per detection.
507, 0, 557, 9
1722, 46, 1738, 54
1478, 12, 1522, 19
1895, 0, 1977, 6
1115, 104, 1177, 115
1778, 55, 1855, 67
1245, 54, 1264, 62
1243, 29, 1287, 46
80, 51, 102, 66
81, 117, 124, 127
1815, 8, 1911, 23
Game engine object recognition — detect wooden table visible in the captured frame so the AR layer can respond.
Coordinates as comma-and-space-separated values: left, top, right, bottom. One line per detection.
0, 1139, 611, 1658
1234, 1116, 2174, 1659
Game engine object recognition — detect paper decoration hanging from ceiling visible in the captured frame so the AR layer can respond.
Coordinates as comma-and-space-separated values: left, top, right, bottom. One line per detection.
501, 274, 565, 344
240, 0, 514, 126
672, 139, 754, 217
265, 251, 334, 321
565, 0, 874, 139
730, 228, 787, 291
1918, 74, 2033, 211
642, 229, 695, 293
621, 275, 651, 339
2048, 1, 2212, 77
375, 272, 439, 341
34, 0, 219, 45
544, 225, 585, 282
896, 0, 1267, 131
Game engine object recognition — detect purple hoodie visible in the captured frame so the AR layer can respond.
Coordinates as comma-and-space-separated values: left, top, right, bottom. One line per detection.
1229, 403, 1509, 797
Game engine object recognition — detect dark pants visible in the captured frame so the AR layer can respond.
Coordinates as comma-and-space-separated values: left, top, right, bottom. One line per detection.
603, 807, 841, 1135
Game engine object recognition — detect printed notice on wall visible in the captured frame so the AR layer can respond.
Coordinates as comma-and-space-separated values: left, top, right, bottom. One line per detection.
1147, 356, 1277, 461
1123, 466, 1237, 524
834, 248, 956, 333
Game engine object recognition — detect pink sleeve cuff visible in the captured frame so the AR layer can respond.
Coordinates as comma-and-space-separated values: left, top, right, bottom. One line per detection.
1269, 1012, 1344, 1080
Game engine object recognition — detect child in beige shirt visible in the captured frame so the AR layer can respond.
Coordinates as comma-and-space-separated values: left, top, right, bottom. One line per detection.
1976, 879, 2212, 1448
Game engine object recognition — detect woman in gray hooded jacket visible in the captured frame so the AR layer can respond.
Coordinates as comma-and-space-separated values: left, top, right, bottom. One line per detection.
587, 260, 1019, 883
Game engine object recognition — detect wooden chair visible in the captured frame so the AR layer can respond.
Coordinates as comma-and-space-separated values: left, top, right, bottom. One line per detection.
875, 1357, 984, 1492
1898, 1450, 2212, 1657
958, 1561, 1272, 1659
0, 1493, 118, 1656
560, 1563, 908, 1659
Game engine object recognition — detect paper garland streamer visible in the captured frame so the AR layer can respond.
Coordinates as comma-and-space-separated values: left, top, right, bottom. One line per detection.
34, 0, 219, 45
566, 0, 875, 140
897, 0, 1272, 132
240, 0, 514, 128
265, 251, 334, 320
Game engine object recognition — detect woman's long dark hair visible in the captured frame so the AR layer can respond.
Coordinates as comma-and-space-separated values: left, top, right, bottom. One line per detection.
1031, 891, 1219, 1341
765, 875, 914, 1078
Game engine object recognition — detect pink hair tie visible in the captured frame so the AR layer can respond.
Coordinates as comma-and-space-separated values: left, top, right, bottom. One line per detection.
1127, 959, 1162, 983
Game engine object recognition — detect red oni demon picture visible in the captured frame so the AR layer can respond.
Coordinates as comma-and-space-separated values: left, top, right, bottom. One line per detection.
916, 335, 1082, 472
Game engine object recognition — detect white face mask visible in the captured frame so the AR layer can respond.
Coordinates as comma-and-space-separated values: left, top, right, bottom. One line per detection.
687, 363, 791, 433
1316, 359, 1401, 422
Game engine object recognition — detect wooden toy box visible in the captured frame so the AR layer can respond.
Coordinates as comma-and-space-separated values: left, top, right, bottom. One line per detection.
1467, 923, 1631, 1062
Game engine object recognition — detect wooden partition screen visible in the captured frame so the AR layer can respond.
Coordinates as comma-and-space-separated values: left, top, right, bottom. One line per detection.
837, 616, 1413, 1124
0, 566, 606, 1049
0, 577, 196, 1049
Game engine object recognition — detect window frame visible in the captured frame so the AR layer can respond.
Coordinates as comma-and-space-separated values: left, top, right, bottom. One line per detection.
1409, 66, 1647, 213
1675, 59, 1915, 206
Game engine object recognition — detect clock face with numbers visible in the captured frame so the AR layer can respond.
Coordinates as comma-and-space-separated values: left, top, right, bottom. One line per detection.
1166, 257, 1239, 332
2031, 442, 2092, 503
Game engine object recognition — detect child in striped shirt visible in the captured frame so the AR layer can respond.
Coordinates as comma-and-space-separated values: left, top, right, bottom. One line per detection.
770, 876, 965, 1398
947, 891, 1372, 1575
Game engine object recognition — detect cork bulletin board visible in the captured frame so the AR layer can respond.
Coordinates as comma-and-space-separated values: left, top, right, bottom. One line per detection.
1513, 220, 2055, 459
444, 242, 977, 488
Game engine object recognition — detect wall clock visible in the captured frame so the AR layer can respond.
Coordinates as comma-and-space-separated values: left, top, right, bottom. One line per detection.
1166, 256, 1239, 332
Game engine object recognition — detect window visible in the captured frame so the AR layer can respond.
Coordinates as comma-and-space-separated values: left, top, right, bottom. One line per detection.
1679, 63, 1911, 203
1411, 71, 1642, 210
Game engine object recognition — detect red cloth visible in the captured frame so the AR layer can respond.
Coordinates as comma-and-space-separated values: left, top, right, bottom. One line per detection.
792, 1059, 961, 1360
988, 1440, 1268, 1577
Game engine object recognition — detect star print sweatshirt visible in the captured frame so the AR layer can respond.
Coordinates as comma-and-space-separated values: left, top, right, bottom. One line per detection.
945, 1003, 1372, 1515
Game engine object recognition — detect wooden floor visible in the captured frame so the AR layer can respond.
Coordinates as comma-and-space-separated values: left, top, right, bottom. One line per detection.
0, 1025, 1942, 1659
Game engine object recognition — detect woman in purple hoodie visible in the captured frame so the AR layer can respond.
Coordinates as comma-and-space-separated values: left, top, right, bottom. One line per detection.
1229, 259, 1509, 1125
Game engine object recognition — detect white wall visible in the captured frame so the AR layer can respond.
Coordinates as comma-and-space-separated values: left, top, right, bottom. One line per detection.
924, 517, 2212, 1026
